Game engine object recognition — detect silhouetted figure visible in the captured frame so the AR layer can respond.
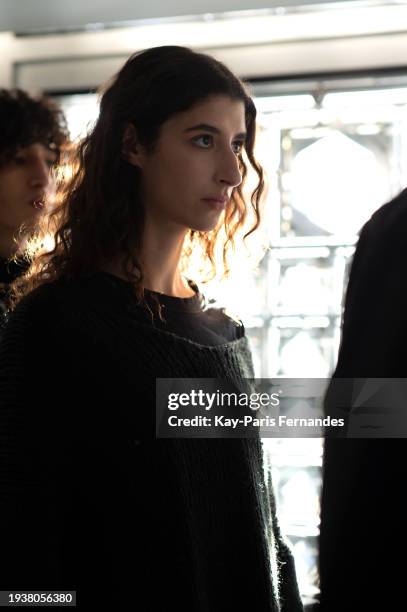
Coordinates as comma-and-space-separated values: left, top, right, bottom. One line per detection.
320, 187, 407, 610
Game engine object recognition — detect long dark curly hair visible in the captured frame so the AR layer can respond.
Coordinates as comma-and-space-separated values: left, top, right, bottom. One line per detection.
11, 46, 265, 314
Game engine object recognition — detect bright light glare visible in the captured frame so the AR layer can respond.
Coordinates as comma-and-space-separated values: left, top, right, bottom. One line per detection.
255, 95, 315, 113
323, 87, 407, 109
290, 130, 389, 235
281, 331, 329, 376
57, 94, 100, 141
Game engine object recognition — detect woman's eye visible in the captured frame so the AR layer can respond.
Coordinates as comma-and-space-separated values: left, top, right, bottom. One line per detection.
193, 135, 244, 154
14, 156, 26, 165
193, 135, 213, 148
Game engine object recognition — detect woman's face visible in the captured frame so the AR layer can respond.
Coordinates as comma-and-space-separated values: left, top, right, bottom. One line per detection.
130, 94, 247, 233
0, 143, 56, 236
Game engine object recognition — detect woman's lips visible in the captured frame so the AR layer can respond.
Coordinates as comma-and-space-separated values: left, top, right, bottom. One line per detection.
31, 199, 44, 210
202, 198, 227, 210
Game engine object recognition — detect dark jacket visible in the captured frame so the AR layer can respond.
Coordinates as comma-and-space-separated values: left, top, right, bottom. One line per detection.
319, 188, 407, 610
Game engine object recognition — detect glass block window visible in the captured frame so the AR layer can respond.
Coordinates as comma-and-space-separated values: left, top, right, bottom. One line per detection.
248, 74, 407, 607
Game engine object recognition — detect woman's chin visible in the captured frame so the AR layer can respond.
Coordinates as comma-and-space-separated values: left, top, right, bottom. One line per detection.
189, 216, 224, 233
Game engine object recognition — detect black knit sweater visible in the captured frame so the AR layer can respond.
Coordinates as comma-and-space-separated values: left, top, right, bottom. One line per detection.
0, 272, 302, 611
0, 256, 29, 316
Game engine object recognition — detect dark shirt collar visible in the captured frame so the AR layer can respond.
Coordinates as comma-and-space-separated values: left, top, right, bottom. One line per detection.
97, 271, 207, 313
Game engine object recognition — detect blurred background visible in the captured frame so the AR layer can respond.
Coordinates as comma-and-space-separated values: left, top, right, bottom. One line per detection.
2, 0, 407, 607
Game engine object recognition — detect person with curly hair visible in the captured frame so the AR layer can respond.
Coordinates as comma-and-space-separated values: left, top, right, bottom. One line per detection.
0, 88, 68, 315
0, 48, 302, 611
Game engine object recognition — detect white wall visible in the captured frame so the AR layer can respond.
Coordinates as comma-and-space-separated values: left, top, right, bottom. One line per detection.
1, 3, 407, 94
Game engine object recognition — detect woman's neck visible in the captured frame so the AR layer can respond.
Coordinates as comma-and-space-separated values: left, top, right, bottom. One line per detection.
104, 222, 195, 297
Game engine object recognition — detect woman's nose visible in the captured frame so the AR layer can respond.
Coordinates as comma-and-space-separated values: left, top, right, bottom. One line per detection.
28, 158, 51, 190
217, 149, 242, 189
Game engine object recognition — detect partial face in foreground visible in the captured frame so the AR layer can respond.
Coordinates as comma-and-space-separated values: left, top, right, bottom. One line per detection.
127, 95, 246, 233
0, 142, 57, 239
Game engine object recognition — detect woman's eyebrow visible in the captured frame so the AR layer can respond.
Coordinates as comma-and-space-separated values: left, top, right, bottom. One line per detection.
183, 123, 247, 139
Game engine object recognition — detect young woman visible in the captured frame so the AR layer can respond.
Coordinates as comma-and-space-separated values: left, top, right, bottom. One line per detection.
0, 47, 302, 611
0, 89, 67, 316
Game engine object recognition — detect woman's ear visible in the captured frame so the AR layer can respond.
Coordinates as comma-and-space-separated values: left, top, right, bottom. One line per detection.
122, 123, 144, 168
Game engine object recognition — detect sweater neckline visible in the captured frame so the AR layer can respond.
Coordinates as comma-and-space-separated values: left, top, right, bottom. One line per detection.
134, 318, 249, 351
97, 270, 207, 313
90, 271, 248, 351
